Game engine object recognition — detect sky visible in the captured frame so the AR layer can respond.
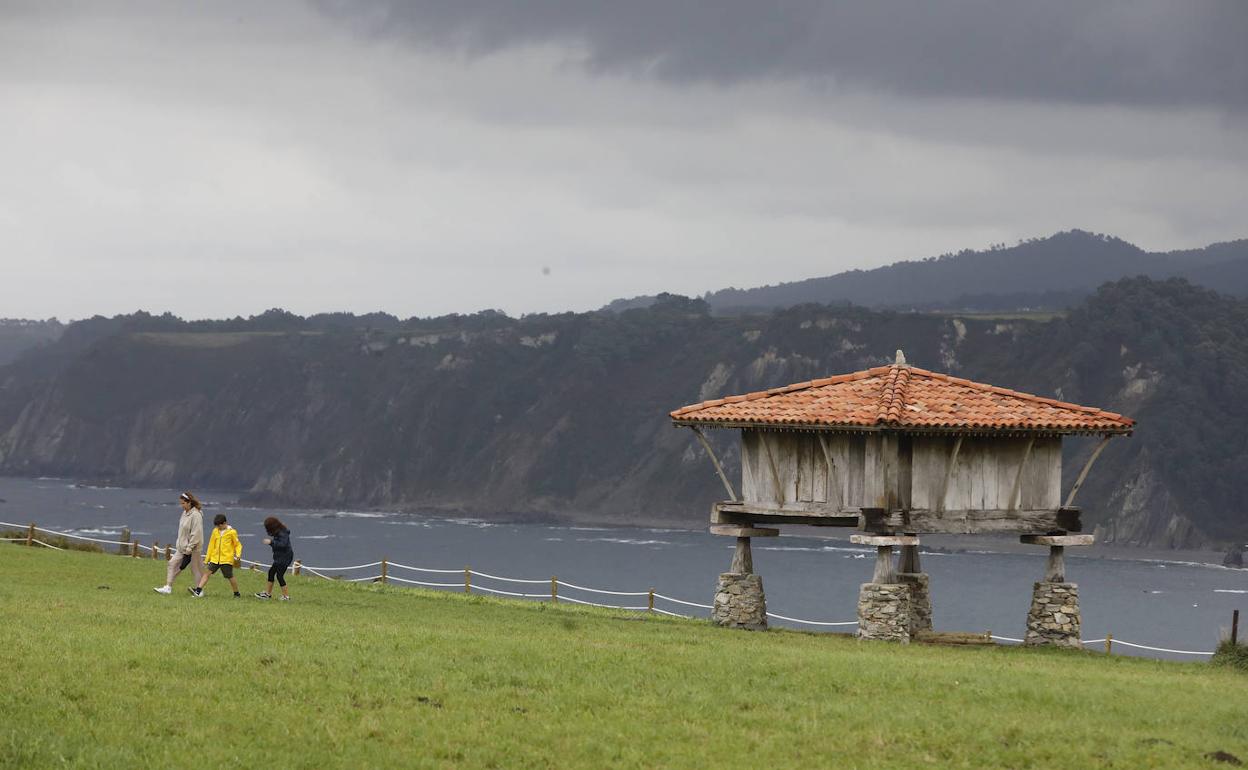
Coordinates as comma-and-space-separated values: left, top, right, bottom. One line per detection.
1, 1, 1246, 321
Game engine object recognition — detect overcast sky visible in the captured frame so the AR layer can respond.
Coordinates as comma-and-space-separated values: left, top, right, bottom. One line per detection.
2, 1, 1246, 321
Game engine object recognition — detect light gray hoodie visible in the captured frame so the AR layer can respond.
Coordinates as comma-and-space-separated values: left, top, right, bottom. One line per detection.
175, 507, 204, 555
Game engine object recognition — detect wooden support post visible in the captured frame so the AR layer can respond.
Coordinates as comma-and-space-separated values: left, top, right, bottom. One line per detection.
165, 545, 173, 561
294, 560, 302, 576
1233, 610, 1240, 646
119, 528, 130, 555
26, 523, 35, 547
464, 566, 471, 594
551, 577, 558, 603
872, 545, 896, 584
1045, 545, 1066, 582
648, 589, 655, 613
131, 540, 139, 558
690, 426, 739, 502
151, 543, 158, 559
730, 537, 753, 574
1105, 633, 1113, 655
381, 559, 388, 584
1064, 436, 1112, 508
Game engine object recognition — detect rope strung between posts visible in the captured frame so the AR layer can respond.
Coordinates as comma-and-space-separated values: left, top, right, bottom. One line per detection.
468, 569, 548, 584
652, 593, 713, 609
555, 580, 650, 597
386, 562, 462, 574
386, 575, 463, 588
471, 584, 550, 599
765, 612, 858, 627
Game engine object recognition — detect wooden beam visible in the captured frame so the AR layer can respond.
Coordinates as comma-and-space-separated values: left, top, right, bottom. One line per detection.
851, 533, 920, 547
1020, 534, 1094, 546
1008, 436, 1036, 511
712, 506, 860, 528
866, 507, 1081, 535
689, 425, 738, 502
937, 435, 963, 513
816, 433, 843, 508
730, 537, 753, 574
714, 500, 859, 517
1063, 435, 1112, 508
710, 525, 779, 538
759, 432, 786, 503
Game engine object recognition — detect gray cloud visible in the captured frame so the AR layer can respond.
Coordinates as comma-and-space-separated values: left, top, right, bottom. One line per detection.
315, 0, 1248, 110
0, 1, 1245, 321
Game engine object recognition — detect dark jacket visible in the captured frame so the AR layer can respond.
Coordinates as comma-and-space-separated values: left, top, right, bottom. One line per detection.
269, 528, 293, 562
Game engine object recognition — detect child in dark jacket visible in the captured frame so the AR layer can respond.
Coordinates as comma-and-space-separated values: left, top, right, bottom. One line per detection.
255, 516, 294, 601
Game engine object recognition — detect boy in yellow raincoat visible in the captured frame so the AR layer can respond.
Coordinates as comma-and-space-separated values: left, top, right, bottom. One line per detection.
191, 513, 242, 598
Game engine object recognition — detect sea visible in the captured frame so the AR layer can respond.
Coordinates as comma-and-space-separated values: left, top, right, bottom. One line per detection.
1, 476, 1244, 661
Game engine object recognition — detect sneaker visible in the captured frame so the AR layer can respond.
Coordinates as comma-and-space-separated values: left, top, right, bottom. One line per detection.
233, 592, 241, 598
279, 595, 291, 601
153, 586, 172, 595
189, 587, 203, 597
255, 592, 271, 599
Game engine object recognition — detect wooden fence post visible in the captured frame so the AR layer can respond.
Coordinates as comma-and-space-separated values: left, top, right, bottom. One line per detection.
464, 566, 471, 594
119, 528, 130, 555
294, 560, 302, 577
26, 523, 35, 547
648, 589, 655, 613
165, 545, 173, 561
381, 559, 388, 585
1105, 633, 1113, 655
1233, 611, 1240, 646
131, 541, 139, 558
551, 577, 557, 603
151, 543, 158, 559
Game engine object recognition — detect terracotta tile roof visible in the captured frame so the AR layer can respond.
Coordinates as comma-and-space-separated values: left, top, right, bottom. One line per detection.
670, 364, 1134, 434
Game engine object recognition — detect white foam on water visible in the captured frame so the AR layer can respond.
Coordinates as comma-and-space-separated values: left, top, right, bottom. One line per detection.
298, 534, 334, 540
1214, 589, 1248, 594
545, 537, 564, 542
577, 537, 673, 547
331, 511, 388, 519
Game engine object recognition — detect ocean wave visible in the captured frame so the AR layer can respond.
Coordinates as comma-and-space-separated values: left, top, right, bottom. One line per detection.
446, 519, 495, 529
72, 528, 125, 536
298, 534, 334, 540
577, 537, 673, 547
1214, 589, 1248, 594
328, 511, 388, 519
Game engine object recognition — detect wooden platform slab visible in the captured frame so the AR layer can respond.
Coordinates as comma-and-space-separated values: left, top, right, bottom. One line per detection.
1019, 534, 1095, 546
709, 525, 779, 538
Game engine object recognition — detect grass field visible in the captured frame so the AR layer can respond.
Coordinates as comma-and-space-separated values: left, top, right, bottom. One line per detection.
1, 546, 1245, 769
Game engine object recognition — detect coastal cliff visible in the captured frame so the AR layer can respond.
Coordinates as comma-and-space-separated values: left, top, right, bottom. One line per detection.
1, 278, 1244, 547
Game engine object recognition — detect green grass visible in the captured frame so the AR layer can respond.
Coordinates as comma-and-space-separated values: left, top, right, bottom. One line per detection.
1, 547, 1244, 769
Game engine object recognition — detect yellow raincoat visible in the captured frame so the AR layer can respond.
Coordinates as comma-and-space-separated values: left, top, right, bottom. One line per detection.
204, 526, 242, 566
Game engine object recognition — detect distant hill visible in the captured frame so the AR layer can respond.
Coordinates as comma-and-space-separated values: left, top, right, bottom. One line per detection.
1, 278, 1247, 549
0, 319, 63, 366
604, 230, 1248, 313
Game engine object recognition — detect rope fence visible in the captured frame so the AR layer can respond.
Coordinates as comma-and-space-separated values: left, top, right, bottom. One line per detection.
1, 519, 1227, 657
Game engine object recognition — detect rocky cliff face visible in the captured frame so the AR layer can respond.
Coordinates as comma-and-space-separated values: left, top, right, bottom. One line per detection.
1, 280, 1244, 547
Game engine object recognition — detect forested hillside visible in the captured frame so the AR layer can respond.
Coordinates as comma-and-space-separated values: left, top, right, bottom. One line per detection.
0, 278, 1244, 548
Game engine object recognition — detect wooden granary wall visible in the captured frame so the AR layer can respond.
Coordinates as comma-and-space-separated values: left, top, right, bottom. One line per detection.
740, 429, 1062, 514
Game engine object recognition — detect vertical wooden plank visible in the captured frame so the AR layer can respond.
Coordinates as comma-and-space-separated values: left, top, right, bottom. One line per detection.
741, 430, 761, 502
26, 523, 35, 547
812, 434, 828, 504
797, 434, 815, 503
863, 434, 882, 508
897, 434, 913, 510
847, 435, 866, 508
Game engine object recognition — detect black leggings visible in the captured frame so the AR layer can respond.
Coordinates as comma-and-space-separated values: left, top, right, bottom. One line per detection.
268, 560, 291, 587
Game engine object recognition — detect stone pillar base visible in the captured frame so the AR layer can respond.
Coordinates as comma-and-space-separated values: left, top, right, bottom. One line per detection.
896, 572, 932, 637
857, 583, 911, 642
712, 573, 767, 630
1024, 582, 1081, 648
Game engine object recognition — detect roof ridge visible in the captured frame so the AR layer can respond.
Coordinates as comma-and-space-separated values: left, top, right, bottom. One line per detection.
875, 364, 910, 425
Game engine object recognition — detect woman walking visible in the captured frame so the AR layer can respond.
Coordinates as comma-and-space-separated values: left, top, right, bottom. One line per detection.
256, 516, 293, 601
153, 491, 205, 595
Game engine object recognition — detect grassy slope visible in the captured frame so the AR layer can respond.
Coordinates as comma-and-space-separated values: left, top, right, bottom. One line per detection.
0, 547, 1244, 769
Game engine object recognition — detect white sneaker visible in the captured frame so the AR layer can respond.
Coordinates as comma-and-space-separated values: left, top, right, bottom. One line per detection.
153, 585, 172, 595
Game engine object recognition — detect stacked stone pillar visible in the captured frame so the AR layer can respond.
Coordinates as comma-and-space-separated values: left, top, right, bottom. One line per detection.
852, 534, 920, 643
895, 539, 933, 638
709, 525, 777, 630
1021, 534, 1093, 648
